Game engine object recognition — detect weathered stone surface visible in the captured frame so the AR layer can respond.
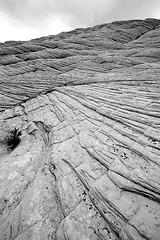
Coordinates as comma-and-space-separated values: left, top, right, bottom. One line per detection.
0, 18, 160, 240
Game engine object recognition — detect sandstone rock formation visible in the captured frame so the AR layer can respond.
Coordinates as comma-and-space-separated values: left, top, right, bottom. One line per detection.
0, 18, 160, 240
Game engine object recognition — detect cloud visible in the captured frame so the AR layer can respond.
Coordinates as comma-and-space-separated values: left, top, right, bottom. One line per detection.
0, 0, 160, 42
0, 12, 70, 42
108, 0, 160, 22
52, 0, 117, 26
0, 0, 116, 28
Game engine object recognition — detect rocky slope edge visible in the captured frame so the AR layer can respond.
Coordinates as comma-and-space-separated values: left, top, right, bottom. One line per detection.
0, 18, 160, 240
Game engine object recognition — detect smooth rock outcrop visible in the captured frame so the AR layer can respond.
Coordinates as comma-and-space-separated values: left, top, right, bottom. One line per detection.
0, 18, 160, 240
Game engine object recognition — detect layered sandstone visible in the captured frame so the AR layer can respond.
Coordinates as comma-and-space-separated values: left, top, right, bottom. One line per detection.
0, 18, 160, 240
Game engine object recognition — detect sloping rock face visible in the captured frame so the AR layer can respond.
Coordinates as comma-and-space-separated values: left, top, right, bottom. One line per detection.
0, 18, 160, 240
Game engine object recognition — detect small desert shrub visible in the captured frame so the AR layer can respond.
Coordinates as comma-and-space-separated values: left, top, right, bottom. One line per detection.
5, 128, 22, 151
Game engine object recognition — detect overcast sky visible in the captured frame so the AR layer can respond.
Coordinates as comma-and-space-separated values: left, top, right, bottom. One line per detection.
0, 0, 160, 42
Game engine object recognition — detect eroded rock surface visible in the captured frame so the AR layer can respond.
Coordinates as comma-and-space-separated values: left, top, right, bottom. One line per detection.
0, 18, 160, 240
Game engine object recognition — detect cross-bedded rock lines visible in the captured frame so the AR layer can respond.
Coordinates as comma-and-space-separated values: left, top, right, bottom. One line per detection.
0, 18, 160, 240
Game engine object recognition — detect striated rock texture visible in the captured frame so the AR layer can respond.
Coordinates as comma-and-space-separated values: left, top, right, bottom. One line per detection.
0, 18, 160, 240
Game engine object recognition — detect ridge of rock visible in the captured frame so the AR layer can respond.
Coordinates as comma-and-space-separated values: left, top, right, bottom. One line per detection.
0, 18, 160, 240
